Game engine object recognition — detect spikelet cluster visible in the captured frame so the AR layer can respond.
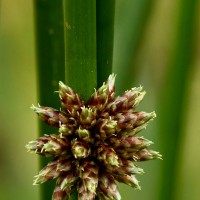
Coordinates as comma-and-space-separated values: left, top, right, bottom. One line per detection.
26, 74, 161, 200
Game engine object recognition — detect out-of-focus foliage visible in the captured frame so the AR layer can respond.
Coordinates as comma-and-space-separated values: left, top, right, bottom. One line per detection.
0, 1, 38, 199
0, 0, 200, 200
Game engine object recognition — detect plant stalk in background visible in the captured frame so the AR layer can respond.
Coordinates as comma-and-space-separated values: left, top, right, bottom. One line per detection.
113, 0, 155, 93
34, 0, 65, 199
96, 0, 115, 87
157, 0, 198, 200
64, 0, 97, 101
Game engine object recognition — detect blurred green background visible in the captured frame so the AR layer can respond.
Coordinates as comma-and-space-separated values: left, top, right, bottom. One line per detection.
0, 0, 200, 199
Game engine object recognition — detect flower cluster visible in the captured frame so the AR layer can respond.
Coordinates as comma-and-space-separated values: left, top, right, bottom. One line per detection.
26, 74, 161, 200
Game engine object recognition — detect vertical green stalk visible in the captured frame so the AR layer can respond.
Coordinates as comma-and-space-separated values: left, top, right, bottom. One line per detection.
113, 0, 155, 93
96, 0, 115, 87
34, 1, 65, 199
64, 0, 97, 101
157, 0, 198, 199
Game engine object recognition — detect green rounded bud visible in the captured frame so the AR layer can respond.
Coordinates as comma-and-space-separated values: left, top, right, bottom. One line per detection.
76, 128, 94, 143
71, 139, 90, 159
59, 124, 73, 136
80, 107, 96, 127
107, 156, 119, 167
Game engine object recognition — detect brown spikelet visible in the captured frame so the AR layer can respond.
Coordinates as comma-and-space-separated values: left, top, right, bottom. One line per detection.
97, 172, 121, 200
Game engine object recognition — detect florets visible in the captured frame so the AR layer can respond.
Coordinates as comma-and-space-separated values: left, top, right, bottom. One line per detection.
26, 74, 161, 200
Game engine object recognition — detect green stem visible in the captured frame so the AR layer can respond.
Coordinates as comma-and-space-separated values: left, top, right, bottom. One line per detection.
113, 0, 155, 94
96, 0, 115, 87
34, 1, 65, 199
64, 0, 97, 102
157, 0, 198, 199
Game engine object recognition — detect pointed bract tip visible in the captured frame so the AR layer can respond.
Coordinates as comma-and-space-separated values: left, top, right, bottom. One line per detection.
108, 156, 119, 167
151, 111, 156, 119
144, 139, 154, 146
30, 104, 38, 111
30, 105, 43, 114
108, 73, 116, 81
137, 185, 142, 190
59, 81, 65, 87
139, 168, 145, 174
144, 111, 156, 121
137, 85, 143, 92
25, 141, 36, 152
25, 143, 30, 150
133, 166, 145, 175
107, 73, 116, 87
140, 90, 146, 98
133, 90, 146, 107
132, 177, 141, 190
153, 151, 162, 160
32, 182, 38, 186
33, 176, 40, 185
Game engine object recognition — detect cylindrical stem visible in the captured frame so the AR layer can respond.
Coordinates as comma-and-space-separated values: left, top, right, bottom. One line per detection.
64, 0, 97, 102
157, 0, 198, 199
96, 0, 115, 87
34, 0, 65, 199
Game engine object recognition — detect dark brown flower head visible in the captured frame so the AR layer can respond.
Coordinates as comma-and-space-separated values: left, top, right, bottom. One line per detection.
26, 74, 161, 200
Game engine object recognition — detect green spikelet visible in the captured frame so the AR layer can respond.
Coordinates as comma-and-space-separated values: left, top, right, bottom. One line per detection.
79, 107, 96, 127
71, 139, 91, 159
76, 127, 94, 143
